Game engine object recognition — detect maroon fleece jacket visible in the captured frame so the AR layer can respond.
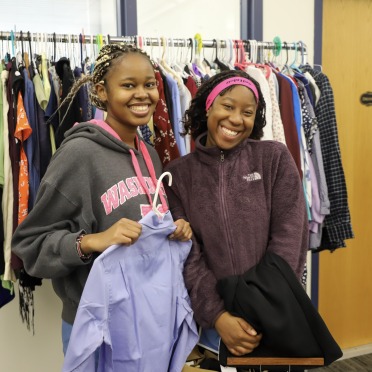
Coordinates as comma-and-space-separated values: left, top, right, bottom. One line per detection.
165, 133, 309, 329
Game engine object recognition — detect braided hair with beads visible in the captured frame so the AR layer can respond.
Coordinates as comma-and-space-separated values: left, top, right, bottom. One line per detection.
183, 69, 266, 141
48, 43, 154, 126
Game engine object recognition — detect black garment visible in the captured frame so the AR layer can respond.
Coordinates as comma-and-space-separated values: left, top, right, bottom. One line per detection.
73, 66, 91, 123
6, 59, 22, 238
213, 58, 230, 71
217, 252, 342, 371
0, 286, 14, 308
55, 57, 82, 148
36, 101, 52, 179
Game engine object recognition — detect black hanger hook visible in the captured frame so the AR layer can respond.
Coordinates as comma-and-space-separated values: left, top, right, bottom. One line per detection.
188, 38, 193, 63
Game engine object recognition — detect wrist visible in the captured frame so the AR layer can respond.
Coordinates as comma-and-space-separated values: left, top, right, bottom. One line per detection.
214, 311, 227, 329
76, 233, 92, 261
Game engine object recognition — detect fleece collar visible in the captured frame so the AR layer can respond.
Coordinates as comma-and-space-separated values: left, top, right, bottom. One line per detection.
194, 132, 253, 165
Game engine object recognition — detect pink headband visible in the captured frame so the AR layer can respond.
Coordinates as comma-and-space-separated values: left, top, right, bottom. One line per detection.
205, 77, 259, 111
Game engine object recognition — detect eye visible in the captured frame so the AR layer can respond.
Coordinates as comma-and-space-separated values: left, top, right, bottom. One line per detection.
243, 111, 254, 116
223, 104, 233, 110
122, 83, 134, 89
146, 81, 157, 88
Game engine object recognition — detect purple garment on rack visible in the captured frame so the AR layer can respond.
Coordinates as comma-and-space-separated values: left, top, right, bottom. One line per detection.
22, 68, 41, 210
192, 63, 203, 77
94, 108, 105, 121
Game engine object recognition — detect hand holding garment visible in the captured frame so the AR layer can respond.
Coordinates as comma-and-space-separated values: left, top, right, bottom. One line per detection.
217, 252, 342, 371
63, 210, 198, 372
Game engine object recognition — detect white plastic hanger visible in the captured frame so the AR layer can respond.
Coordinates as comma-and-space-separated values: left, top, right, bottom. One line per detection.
153, 172, 172, 218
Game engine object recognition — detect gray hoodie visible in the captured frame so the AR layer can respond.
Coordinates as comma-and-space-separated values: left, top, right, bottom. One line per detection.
11, 121, 164, 324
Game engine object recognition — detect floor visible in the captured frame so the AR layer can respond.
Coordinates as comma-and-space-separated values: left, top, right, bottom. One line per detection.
311, 353, 372, 371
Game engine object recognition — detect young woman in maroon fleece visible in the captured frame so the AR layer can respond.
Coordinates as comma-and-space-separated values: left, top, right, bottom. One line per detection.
165, 70, 308, 357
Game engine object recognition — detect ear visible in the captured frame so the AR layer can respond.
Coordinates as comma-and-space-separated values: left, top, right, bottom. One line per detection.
206, 109, 210, 118
95, 81, 107, 102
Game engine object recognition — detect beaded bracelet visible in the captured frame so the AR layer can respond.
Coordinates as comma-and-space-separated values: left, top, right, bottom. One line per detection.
76, 233, 92, 261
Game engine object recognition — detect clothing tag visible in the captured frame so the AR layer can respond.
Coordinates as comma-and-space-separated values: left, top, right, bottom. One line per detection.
220, 366, 238, 372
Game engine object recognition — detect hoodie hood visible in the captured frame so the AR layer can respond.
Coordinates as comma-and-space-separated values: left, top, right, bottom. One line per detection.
62, 120, 140, 155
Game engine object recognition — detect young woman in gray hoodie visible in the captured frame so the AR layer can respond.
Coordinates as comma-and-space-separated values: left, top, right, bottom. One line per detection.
11, 43, 192, 357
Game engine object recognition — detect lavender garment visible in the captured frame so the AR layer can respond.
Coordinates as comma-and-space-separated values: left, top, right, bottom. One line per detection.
63, 210, 198, 372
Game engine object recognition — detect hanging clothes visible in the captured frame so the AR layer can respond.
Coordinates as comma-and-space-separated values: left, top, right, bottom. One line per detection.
1, 67, 15, 282
6, 58, 22, 237
0, 33, 354, 320
0, 63, 4, 187
272, 70, 302, 177
153, 69, 180, 166
22, 66, 41, 210
14, 91, 32, 225
162, 71, 187, 156
54, 57, 83, 148
246, 65, 274, 140
301, 65, 354, 250
267, 70, 286, 145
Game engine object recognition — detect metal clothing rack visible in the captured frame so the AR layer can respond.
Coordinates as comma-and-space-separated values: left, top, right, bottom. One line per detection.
0, 31, 307, 55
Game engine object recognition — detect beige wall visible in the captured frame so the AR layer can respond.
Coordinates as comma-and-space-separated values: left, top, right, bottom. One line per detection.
137, 0, 240, 40
0, 0, 117, 35
0, 281, 64, 370
263, 0, 314, 65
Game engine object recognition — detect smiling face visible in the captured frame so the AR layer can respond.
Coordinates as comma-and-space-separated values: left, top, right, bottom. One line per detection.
95, 52, 159, 144
205, 85, 257, 150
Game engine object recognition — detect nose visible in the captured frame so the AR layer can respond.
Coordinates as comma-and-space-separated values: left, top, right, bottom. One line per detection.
134, 86, 148, 99
229, 110, 244, 125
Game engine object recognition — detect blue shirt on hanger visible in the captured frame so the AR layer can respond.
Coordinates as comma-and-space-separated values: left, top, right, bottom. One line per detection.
63, 210, 198, 372
163, 74, 187, 156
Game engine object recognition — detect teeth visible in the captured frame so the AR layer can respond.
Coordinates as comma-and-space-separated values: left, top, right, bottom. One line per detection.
221, 126, 238, 136
130, 105, 148, 112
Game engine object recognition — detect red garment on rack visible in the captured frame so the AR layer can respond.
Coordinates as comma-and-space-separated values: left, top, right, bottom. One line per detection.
153, 70, 180, 166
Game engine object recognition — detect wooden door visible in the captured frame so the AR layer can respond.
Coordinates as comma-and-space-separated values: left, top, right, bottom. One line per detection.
320, 0, 372, 349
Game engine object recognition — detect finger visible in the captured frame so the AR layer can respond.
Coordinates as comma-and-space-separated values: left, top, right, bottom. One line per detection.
169, 225, 183, 240
121, 237, 133, 246
119, 219, 142, 232
169, 224, 192, 241
171, 229, 184, 239
237, 319, 258, 336
122, 230, 141, 242
239, 339, 260, 351
126, 224, 142, 235
229, 346, 248, 356
178, 234, 192, 242
174, 224, 191, 238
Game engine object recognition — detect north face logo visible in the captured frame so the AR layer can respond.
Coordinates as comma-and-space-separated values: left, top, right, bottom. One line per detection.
243, 172, 262, 182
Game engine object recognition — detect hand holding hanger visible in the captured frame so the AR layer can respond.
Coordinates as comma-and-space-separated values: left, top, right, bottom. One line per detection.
153, 171, 172, 219
153, 172, 192, 241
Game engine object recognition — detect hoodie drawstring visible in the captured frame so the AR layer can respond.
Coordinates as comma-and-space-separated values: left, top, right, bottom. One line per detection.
129, 139, 168, 213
